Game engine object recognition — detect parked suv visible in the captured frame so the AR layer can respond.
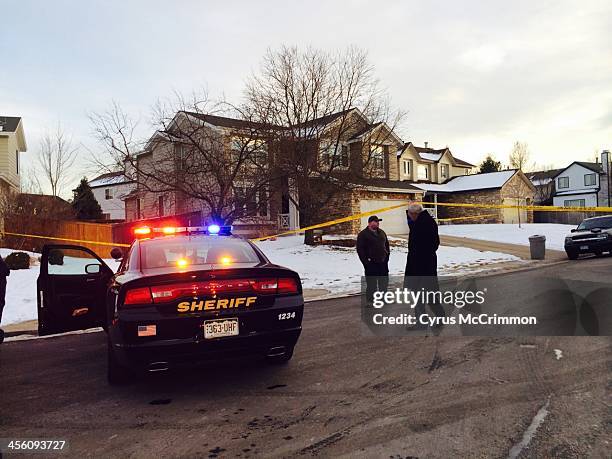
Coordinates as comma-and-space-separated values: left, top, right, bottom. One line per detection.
564, 215, 612, 259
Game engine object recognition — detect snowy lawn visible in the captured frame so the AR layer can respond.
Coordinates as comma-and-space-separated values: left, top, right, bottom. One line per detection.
254, 235, 519, 298
0, 237, 518, 327
438, 223, 575, 251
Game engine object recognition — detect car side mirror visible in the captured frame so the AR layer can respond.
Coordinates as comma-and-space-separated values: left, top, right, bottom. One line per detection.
110, 247, 124, 260
570, 229, 577, 233
85, 263, 101, 274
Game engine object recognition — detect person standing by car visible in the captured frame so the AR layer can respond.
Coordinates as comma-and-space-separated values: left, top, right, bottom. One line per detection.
357, 216, 390, 302
0, 255, 10, 343
404, 203, 445, 328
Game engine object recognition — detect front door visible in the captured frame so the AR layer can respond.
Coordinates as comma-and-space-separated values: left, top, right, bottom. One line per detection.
37, 245, 114, 336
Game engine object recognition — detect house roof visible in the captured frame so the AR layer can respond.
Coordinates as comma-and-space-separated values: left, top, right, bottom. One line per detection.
357, 177, 423, 192
298, 109, 357, 128
398, 143, 475, 167
89, 171, 134, 188
526, 169, 564, 185
552, 161, 604, 178
0, 116, 21, 133
414, 169, 519, 193
181, 111, 278, 130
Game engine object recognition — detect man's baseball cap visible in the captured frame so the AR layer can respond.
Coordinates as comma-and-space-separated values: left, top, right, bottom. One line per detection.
368, 215, 382, 222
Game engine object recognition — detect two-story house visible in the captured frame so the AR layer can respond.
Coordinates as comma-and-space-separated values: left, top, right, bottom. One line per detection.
551, 151, 611, 208
88, 171, 136, 220
0, 116, 27, 198
396, 142, 475, 183
123, 108, 425, 235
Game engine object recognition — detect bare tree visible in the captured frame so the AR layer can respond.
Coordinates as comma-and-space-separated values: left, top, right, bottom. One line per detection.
243, 46, 405, 243
509, 141, 530, 171
90, 96, 280, 225
38, 124, 79, 196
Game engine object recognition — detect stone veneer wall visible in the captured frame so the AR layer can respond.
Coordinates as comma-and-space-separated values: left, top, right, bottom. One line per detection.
437, 190, 503, 224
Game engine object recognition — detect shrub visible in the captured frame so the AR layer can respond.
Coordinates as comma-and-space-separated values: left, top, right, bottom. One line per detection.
48, 249, 65, 266
5, 251, 30, 270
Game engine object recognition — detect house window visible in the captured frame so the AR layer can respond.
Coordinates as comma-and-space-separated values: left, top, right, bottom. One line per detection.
174, 143, 186, 171
370, 145, 384, 170
15, 150, 19, 174
584, 173, 596, 186
137, 198, 143, 219
319, 141, 349, 168
402, 160, 411, 175
418, 165, 429, 180
234, 186, 268, 217
232, 137, 268, 166
158, 196, 165, 217
558, 176, 569, 189
441, 164, 449, 180
564, 199, 586, 207
105, 188, 113, 200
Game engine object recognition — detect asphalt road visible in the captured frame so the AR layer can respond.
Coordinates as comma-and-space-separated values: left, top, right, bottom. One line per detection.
1, 257, 611, 458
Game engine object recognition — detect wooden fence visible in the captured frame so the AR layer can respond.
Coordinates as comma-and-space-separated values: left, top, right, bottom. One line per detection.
1, 211, 204, 258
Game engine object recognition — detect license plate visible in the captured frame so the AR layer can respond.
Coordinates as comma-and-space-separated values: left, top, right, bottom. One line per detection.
203, 318, 239, 339
580, 245, 589, 250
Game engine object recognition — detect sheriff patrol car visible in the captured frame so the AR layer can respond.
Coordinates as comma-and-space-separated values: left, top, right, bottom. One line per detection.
36, 225, 304, 384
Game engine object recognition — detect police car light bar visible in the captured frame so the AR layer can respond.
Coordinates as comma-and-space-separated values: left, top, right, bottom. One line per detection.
133, 225, 232, 237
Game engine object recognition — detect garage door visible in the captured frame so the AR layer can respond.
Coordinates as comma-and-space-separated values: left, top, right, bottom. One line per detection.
360, 199, 411, 234
502, 198, 528, 224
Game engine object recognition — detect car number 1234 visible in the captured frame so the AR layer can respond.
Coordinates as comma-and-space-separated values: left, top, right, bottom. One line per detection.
278, 312, 296, 320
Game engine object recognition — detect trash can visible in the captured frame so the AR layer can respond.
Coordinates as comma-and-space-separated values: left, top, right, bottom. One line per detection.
528, 235, 546, 260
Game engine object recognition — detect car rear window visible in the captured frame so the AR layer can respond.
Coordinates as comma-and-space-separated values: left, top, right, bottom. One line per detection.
577, 216, 612, 230
140, 236, 261, 269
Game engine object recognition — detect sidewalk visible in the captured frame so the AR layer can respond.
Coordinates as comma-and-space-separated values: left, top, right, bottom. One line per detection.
439, 234, 568, 262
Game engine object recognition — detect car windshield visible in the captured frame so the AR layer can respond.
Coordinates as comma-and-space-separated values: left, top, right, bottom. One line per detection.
577, 216, 612, 231
140, 235, 261, 269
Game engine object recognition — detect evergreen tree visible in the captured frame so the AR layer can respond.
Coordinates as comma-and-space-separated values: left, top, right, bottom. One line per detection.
479, 154, 502, 173
72, 177, 103, 220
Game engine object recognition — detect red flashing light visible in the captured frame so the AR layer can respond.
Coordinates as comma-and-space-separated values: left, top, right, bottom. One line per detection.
133, 226, 152, 236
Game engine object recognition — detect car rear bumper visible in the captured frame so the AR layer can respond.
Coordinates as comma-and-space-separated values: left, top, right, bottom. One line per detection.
111, 326, 302, 369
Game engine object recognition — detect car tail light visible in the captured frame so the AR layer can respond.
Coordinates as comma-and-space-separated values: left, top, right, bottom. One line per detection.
277, 277, 299, 294
124, 287, 153, 306
147, 277, 300, 303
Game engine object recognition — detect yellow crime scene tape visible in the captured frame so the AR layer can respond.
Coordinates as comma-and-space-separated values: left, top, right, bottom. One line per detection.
1, 231, 132, 248
3, 200, 611, 246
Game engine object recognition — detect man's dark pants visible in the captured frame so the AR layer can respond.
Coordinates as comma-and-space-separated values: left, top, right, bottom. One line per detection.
364, 262, 389, 302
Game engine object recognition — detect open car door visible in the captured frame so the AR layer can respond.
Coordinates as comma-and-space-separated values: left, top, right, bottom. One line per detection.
37, 245, 114, 336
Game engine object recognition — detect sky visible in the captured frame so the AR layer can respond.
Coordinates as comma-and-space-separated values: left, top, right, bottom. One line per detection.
1, 0, 611, 196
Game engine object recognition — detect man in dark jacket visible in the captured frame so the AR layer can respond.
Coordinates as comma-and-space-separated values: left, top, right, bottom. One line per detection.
357, 216, 390, 302
0, 255, 9, 343
404, 204, 445, 327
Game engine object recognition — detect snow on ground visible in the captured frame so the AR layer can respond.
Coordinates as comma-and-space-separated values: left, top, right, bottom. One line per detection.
255, 235, 519, 298
438, 223, 575, 251
0, 238, 518, 327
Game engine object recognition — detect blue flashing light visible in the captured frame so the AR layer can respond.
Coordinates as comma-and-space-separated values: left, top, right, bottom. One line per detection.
207, 224, 221, 234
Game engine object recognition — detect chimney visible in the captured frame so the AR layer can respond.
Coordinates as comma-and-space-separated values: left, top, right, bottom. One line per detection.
602, 150, 610, 174
424, 141, 428, 148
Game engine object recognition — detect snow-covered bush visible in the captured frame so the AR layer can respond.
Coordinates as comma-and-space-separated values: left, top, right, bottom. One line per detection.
5, 252, 30, 270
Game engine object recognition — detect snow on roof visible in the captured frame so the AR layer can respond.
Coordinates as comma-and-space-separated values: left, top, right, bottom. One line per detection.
89, 172, 133, 188
414, 170, 517, 193
418, 152, 443, 162
555, 189, 598, 196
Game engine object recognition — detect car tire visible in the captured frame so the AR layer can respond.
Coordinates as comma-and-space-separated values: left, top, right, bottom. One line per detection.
107, 340, 131, 385
266, 346, 294, 365
566, 250, 579, 260
594, 250, 604, 257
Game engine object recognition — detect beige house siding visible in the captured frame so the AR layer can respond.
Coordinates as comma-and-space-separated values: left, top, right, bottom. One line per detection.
0, 135, 21, 190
